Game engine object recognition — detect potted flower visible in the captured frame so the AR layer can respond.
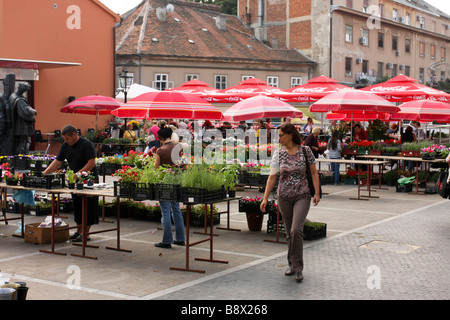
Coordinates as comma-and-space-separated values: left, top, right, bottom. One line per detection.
66, 170, 76, 189
420, 146, 436, 160
3, 170, 23, 186
238, 196, 275, 232
343, 168, 358, 185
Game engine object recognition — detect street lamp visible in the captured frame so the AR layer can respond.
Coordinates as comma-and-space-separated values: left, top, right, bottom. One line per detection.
118, 69, 133, 103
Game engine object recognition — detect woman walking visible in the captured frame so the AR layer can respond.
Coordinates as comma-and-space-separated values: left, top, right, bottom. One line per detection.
261, 123, 321, 282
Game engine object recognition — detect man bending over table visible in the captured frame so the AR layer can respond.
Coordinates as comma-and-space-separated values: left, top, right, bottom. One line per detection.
42, 124, 99, 242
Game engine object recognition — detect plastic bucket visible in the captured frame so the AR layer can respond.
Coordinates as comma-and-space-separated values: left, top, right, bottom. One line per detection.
0, 288, 15, 300
0, 283, 20, 300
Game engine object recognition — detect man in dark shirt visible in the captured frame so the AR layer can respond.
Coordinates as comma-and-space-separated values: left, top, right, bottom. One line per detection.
43, 125, 98, 242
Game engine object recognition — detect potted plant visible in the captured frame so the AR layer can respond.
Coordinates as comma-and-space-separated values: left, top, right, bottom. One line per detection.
221, 163, 241, 197
382, 169, 401, 186
303, 220, 327, 240
3, 170, 23, 186
238, 196, 275, 232
343, 168, 358, 185
66, 170, 76, 189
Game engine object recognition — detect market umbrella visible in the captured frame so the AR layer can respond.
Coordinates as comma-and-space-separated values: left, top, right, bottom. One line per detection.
111, 91, 223, 120
309, 89, 399, 113
360, 74, 450, 102
205, 78, 285, 103
390, 100, 450, 122
60, 94, 123, 128
222, 95, 303, 121
278, 75, 353, 103
168, 80, 219, 96
115, 83, 159, 102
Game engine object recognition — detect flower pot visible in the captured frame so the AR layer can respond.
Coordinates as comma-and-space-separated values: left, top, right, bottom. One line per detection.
87, 180, 94, 187
68, 183, 75, 189
5, 180, 18, 186
0, 288, 15, 300
76, 183, 84, 190
245, 211, 264, 232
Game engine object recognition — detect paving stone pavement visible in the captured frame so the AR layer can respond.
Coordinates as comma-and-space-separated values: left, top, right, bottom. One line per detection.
151, 199, 450, 300
1, 182, 449, 303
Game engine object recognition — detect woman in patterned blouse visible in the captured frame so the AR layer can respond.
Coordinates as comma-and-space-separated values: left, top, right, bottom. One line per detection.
260, 123, 320, 282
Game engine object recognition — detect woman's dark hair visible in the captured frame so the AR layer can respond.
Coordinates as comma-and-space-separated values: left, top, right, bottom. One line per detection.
157, 126, 173, 141
278, 123, 302, 145
330, 129, 339, 150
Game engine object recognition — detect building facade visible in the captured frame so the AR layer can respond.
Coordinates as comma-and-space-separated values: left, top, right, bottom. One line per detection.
0, 0, 120, 153
238, 0, 450, 87
115, 0, 316, 103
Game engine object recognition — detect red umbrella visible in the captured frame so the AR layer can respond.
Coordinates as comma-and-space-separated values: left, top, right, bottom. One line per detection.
205, 78, 284, 103
360, 74, 450, 102
326, 110, 391, 121
278, 75, 353, 102
223, 95, 303, 121
390, 100, 450, 122
111, 91, 223, 120
61, 94, 123, 128
168, 80, 219, 96
310, 89, 399, 113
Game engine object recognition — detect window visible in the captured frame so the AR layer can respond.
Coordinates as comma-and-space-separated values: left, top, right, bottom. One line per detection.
215, 75, 227, 90
267, 76, 279, 88
345, 25, 353, 42
431, 45, 436, 59
393, 9, 399, 22
442, 47, 446, 60
405, 66, 410, 77
154, 73, 169, 90
441, 71, 445, 82
419, 68, 424, 83
419, 42, 425, 57
392, 64, 398, 77
186, 74, 199, 81
346, 0, 353, 9
405, 39, 411, 53
291, 77, 303, 87
377, 62, 384, 78
392, 35, 398, 51
378, 32, 384, 48
242, 75, 254, 81
345, 57, 353, 76
420, 18, 425, 29
361, 29, 369, 46
405, 13, 411, 25
379, 4, 385, 18
361, 60, 369, 74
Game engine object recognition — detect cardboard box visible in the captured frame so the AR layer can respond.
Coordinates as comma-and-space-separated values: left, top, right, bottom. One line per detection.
24, 222, 69, 245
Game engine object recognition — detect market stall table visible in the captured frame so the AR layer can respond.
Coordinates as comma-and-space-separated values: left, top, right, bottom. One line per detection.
315, 158, 388, 200
359, 155, 446, 195
0, 183, 131, 260
170, 197, 241, 274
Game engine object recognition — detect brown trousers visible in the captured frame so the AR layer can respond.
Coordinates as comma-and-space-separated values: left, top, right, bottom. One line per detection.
278, 194, 311, 273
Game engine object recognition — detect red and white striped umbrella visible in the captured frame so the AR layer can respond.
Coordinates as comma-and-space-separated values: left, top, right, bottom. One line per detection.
61, 94, 123, 127
310, 89, 399, 113
390, 100, 450, 122
111, 91, 223, 120
360, 74, 450, 102
223, 95, 303, 121
168, 79, 219, 96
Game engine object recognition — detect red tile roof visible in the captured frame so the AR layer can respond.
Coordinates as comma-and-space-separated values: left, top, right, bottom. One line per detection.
116, 0, 315, 65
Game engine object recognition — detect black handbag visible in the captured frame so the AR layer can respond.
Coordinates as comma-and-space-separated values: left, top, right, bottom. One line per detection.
302, 147, 322, 198
437, 168, 450, 199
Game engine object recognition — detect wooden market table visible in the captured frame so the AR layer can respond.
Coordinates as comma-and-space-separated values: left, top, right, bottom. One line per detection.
170, 197, 241, 274
359, 155, 446, 195
315, 158, 388, 200
0, 183, 132, 260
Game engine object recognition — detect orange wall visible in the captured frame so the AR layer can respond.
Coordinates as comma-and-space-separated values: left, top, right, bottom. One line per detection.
0, 0, 119, 153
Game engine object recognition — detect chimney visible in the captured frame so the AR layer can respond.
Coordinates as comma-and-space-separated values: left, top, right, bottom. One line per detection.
215, 14, 227, 31
156, 7, 167, 21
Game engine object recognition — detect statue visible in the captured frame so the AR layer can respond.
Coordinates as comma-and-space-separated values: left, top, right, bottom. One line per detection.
0, 74, 15, 155
9, 82, 37, 155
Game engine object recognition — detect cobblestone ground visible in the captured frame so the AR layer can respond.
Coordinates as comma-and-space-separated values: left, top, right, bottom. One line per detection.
152, 201, 450, 300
